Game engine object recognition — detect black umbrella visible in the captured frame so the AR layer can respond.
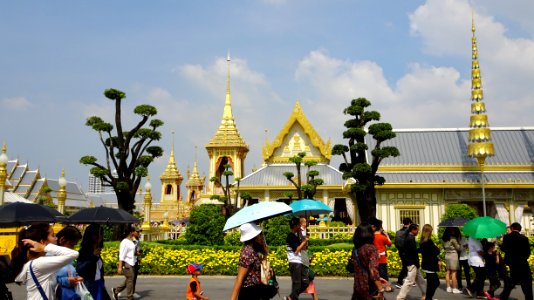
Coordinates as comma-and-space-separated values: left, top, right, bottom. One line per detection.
0, 202, 65, 227
66, 206, 139, 224
438, 217, 470, 227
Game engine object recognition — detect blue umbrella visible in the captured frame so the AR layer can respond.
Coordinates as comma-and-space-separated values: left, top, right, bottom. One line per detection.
289, 199, 333, 217
223, 201, 292, 231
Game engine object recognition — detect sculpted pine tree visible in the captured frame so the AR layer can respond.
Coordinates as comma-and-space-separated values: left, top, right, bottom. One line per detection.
332, 98, 399, 221
80, 88, 164, 213
283, 152, 324, 200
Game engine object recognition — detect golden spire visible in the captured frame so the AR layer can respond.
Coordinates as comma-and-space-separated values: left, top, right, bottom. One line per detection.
467, 12, 494, 163
206, 53, 249, 149
186, 148, 204, 188
160, 130, 183, 180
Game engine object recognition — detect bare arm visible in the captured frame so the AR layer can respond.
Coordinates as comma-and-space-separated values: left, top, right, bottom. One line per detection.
230, 266, 248, 300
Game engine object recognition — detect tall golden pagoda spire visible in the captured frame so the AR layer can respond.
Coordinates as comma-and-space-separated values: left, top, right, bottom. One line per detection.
206, 53, 249, 148
467, 12, 494, 216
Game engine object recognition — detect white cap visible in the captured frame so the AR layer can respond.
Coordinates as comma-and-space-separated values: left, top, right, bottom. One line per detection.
239, 222, 263, 242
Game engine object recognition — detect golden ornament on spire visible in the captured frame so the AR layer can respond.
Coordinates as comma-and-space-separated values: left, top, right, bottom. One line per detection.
467, 12, 494, 161
160, 130, 183, 181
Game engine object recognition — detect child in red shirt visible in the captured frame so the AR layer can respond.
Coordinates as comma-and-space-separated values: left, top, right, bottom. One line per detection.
371, 218, 393, 292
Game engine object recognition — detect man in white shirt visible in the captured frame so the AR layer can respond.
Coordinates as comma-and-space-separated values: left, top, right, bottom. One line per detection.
112, 225, 138, 300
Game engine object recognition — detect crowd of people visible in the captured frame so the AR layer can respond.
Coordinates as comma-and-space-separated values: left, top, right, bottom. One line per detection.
346, 217, 533, 300
6, 223, 143, 300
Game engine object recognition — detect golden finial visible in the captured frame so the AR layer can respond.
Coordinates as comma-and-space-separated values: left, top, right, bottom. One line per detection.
1, 143, 6, 155
226, 50, 231, 96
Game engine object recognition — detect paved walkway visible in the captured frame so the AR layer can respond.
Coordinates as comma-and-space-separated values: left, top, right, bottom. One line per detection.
8, 276, 530, 299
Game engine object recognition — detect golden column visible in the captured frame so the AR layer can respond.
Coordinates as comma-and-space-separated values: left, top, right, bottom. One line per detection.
142, 176, 152, 232
0, 143, 8, 205
467, 14, 494, 216
57, 169, 67, 214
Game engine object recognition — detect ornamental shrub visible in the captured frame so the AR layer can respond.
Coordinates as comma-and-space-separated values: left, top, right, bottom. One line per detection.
185, 204, 225, 245
224, 230, 241, 246
262, 215, 291, 246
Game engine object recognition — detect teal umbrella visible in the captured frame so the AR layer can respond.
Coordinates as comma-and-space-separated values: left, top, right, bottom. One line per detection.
289, 199, 332, 217
463, 216, 507, 239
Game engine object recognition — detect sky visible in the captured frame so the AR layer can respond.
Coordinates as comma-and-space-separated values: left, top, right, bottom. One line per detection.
1, 0, 534, 193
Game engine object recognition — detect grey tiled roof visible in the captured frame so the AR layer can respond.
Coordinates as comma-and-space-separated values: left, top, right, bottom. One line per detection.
239, 163, 344, 187
379, 171, 534, 184
369, 127, 534, 166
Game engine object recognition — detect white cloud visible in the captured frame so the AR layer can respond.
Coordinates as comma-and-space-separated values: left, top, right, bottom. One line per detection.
1, 97, 31, 111
409, 0, 534, 127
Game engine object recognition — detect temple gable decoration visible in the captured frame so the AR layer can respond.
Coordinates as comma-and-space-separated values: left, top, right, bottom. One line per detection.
263, 101, 331, 164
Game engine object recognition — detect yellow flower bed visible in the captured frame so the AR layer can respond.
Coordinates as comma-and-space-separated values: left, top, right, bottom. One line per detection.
100, 245, 534, 277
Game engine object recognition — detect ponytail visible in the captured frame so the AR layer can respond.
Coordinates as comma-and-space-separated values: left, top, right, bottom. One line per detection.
10, 223, 51, 278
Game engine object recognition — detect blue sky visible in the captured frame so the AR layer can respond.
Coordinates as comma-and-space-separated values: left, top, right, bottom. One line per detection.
1, 0, 533, 192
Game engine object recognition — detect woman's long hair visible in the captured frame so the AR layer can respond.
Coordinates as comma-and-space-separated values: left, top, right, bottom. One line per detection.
244, 232, 268, 256
10, 223, 51, 278
79, 224, 103, 256
353, 222, 375, 250
420, 224, 433, 243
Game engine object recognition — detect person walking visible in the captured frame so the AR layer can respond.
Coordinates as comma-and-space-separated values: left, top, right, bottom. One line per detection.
230, 222, 274, 300
396, 224, 426, 300
55, 226, 83, 300
112, 225, 138, 300
186, 263, 209, 300
132, 228, 142, 299
394, 218, 412, 288
456, 233, 471, 292
442, 227, 462, 294
483, 242, 502, 299
350, 223, 384, 300
370, 217, 393, 292
419, 224, 440, 300
465, 236, 486, 298
299, 217, 318, 300
498, 222, 533, 300
12, 223, 79, 300
76, 224, 111, 300
284, 217, 309, 300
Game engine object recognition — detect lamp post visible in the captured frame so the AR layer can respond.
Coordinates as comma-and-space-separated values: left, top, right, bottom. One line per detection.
57, 169, 67, 214
0, 143, 8, 205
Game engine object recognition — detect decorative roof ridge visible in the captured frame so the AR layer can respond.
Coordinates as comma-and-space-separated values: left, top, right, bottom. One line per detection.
239, 165, 269, 181
263, 100, 331, 162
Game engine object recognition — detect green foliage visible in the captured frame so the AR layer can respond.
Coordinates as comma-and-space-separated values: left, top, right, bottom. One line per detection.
441, 204, 478, 220
224, 230, 242, 246
262, 215, 291, 246
185, 204, 225, 246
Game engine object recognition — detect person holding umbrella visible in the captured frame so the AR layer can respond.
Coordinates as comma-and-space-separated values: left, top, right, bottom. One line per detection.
230, 222, 274, 300
12, 223, 79, 300
76, 224, 111, 300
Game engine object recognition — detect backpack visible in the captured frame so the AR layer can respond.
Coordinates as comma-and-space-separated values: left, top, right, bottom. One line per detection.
395, 228, 408, 251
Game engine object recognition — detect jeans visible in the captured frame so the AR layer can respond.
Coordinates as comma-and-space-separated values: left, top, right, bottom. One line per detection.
378, 264, 389, 281
289, 262, 309, 300
115, 263, 135, 300
468, 266, 486, 296
396, 255, 408, 285
396, 265, 426, 300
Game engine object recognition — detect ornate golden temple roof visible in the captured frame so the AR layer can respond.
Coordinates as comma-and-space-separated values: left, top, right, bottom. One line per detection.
263, 101, 332, 163
160, 131, 183, 181
206, 54, 249, 151
185, 161, 205, 188
467, 12, 494, 163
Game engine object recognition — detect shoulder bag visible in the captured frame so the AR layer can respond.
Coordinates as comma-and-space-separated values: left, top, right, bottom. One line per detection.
29, 261, 49, 300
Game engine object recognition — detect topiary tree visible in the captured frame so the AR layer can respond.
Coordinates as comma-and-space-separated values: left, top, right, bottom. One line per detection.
80, 88, 164, 213
283, 152, 324, 200
262, 215, 291, 246
332, 97, 399, 221
185, 204, 225, 245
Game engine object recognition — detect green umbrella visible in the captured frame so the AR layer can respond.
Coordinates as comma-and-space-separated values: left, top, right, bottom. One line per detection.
463, 216, 507, 239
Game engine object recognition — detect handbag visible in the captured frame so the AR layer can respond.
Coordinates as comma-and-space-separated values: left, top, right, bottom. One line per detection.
75, 282, 94, 300
259, 258, 278, 299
